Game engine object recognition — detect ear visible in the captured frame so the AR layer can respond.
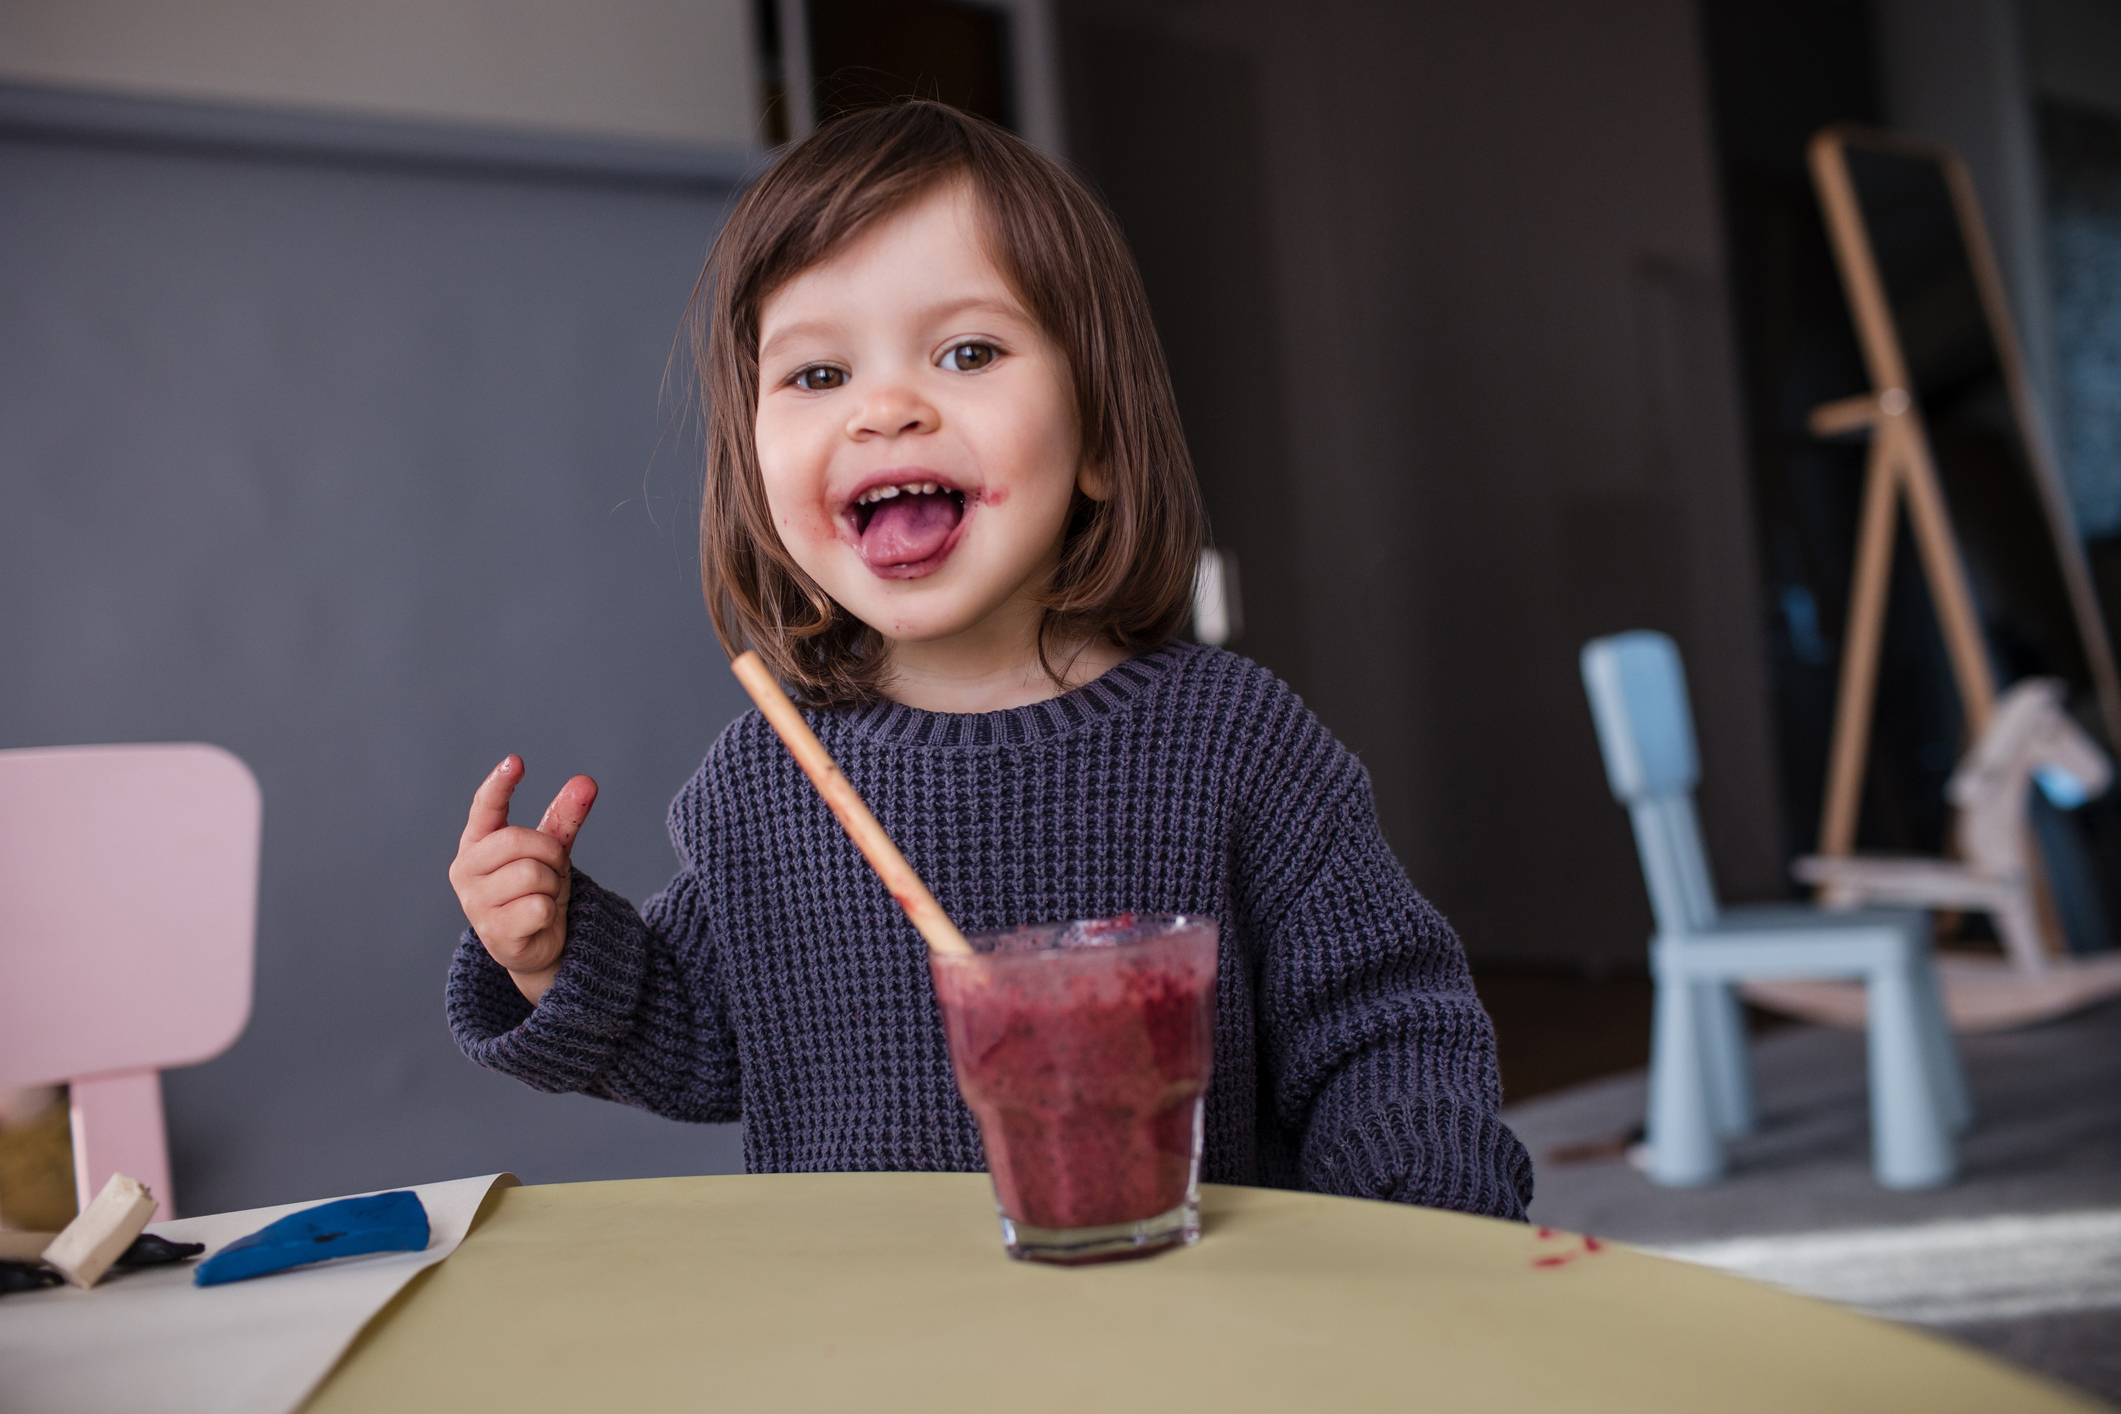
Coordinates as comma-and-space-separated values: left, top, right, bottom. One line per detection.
1076, 459, 1113, 502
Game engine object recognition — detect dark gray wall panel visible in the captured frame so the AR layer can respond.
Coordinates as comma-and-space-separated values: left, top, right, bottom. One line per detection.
0, 131, 750, 1212
1061, 0, 1779, 968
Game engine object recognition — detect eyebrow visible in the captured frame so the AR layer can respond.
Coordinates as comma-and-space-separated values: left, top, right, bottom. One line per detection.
758, 320, 841, 363
757, 295, 1032, 363
919, 295, 1027, 326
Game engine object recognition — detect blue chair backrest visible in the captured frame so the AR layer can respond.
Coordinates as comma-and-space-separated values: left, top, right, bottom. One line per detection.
1581, 632, 1719, 935
1581, 631, 1700, 800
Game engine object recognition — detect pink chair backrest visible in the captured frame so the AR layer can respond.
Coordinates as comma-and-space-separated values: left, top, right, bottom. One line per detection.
0, 744, 261, 1219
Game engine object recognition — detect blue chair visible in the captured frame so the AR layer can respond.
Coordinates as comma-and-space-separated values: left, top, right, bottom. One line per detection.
1580, 631, 1971, 1189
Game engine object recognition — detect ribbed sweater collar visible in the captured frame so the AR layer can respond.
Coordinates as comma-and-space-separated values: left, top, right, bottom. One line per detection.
829, 640, 1198, 748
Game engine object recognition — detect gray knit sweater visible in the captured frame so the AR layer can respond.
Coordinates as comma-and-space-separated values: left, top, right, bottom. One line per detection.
448, 642, 1533, 1219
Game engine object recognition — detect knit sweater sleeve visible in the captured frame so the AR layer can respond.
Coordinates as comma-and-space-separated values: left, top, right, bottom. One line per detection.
445, 776, 741, 1125
1236, 701, 1534, 1220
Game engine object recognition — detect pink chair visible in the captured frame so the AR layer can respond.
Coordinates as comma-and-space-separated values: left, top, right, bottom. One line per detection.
0, 744, 260, 1221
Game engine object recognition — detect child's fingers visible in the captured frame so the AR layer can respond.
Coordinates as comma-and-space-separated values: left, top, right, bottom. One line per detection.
485, 892, 560, 944
479, 855, 565, 907
451, 825, 568, 888
462, 755, 523, 846
459, 857, 564, 922
536, 775, 599, 851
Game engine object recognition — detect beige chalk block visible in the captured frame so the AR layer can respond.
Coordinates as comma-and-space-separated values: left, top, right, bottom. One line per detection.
41, 1174, 156, 1289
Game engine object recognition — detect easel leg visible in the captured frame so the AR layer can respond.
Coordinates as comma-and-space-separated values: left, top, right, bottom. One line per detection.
1819, 432, 1901, 858
1893, 417, 1999, 733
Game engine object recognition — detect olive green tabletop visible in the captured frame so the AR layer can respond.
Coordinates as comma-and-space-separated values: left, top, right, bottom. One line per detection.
302, 1173, 2097, 1413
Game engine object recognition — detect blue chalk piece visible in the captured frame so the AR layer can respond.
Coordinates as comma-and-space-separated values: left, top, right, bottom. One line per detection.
194, 1191, 429, 1287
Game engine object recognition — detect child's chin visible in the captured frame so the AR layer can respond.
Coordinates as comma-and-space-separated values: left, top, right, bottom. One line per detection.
847, 597, 986, 646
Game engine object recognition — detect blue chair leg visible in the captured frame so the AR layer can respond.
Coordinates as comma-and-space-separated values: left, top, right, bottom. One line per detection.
1912, 956, 1974, 1133
1865, 959, 1958, 1189
1697, 981, 1757, 1137
1648, 966, 1723, 1185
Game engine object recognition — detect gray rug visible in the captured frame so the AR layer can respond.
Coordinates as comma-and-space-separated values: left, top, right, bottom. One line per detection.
1501, 997, 2121, 1403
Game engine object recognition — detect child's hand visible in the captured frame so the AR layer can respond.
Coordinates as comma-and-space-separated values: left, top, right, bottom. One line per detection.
449, 755, 598, 1004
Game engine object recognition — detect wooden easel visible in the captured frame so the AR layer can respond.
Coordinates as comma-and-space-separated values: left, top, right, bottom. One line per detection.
1807, 126, 2121, 873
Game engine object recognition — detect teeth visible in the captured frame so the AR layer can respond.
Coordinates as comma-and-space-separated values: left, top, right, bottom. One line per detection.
856, 482, 948, 505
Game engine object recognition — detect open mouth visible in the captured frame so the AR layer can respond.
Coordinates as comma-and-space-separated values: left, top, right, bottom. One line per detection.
846, 478, 969, 573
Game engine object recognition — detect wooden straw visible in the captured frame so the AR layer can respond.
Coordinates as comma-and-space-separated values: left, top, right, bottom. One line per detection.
730, 651, 972, 956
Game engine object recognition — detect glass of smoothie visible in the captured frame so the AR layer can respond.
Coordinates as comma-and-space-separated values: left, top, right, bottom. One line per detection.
929, 913, 1219, 1265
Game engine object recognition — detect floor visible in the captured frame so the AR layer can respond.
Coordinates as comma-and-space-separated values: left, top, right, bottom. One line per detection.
1495, 990, 2121, 1404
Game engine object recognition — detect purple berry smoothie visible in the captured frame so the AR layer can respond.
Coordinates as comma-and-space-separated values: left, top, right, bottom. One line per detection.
930, 915, 1218, 1249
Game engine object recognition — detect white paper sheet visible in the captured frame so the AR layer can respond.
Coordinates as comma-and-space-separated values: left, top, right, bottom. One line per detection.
0, 1171, 517, 1414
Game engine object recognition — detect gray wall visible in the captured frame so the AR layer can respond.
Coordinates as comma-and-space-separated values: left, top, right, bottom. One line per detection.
0, 0, 761, 149
0, 96, 750, 1213
1062, 0, 1783, 969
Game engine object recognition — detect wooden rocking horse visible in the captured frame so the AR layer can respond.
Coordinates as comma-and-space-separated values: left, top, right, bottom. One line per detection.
1747, 678, 2121, 1032
1798, 679, 2105, 972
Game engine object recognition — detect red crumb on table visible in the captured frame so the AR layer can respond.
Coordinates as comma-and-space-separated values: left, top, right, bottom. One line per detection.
1529, 1231, 1607, 1270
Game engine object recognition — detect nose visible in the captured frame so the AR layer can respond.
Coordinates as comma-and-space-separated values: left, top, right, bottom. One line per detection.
846, 377, 938, 441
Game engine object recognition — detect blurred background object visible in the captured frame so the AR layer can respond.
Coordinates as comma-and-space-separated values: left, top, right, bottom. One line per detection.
0, 743, 265, 1222
0, 1086, 75, 1232
1581, 629, 1969, 1191
1191, 548, 1242, 649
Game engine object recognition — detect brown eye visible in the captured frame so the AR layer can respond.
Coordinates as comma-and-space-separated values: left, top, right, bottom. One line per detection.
942, 342, 997, 372
793, 365, 845, 391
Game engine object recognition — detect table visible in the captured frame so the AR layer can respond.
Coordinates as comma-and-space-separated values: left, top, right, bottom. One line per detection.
302, 1174, 2097, 1413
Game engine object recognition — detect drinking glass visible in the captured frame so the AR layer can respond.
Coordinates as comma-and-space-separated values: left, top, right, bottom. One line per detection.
929, 914, 1219, 1265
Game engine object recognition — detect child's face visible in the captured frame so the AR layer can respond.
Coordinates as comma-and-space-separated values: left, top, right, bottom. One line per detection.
754, 181, 1096, 652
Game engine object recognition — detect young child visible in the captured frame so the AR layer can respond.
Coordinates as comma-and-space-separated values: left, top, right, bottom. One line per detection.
447, 101, 1533, 1219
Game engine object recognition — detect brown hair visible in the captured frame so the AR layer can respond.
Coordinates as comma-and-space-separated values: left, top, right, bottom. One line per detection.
689, 100, 1204, 705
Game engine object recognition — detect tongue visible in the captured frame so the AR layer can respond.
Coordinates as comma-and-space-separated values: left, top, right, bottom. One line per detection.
861, 493, 960, 566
